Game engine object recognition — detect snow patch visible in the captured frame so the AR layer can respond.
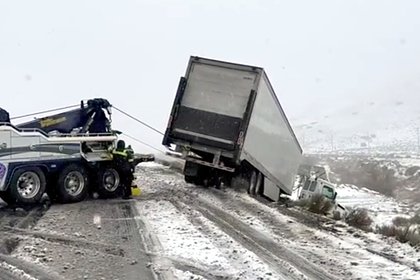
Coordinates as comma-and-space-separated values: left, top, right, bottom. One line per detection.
0, 261, 39, 280
136, 200, 284, 280
171, 269, 205, 280
336, 184, 413, 225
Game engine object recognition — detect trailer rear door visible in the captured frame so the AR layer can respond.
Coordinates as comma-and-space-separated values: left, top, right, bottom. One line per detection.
171, 58, 260, 150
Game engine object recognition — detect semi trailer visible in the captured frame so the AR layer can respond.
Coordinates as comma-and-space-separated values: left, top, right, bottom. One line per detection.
163, 57, 303, 201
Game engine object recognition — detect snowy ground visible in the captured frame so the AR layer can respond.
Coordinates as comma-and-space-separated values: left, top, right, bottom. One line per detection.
134, 163, 420, 280
335, 184, 414, 225
0, 162, 419, 279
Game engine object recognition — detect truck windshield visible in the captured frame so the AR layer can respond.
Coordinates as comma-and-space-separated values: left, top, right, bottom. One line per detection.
322, 186, 335, 199
303, 180, 311, 190
309, 181, 317, 192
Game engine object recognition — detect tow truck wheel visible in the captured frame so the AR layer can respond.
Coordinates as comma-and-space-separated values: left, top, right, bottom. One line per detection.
8, 167, 46, 205
57, 164, 89, 203
96, 166, 121, 198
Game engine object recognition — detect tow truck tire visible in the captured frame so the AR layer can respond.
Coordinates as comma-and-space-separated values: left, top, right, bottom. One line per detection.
8, 167, 46, 205
96, 166, 122, 198
57, 164, 89, 203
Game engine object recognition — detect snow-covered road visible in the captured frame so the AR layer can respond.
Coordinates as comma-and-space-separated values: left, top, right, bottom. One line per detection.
134, 163, 420, 280
1, 162, 419, 280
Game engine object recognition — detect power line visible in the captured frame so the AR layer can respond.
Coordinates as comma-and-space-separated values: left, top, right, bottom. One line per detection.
122, 133, 165, 154
11, 104, 79, 120
113, 106, 164, 136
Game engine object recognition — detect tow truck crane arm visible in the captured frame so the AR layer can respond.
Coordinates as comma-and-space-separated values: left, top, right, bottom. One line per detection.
15, 98, 113, 134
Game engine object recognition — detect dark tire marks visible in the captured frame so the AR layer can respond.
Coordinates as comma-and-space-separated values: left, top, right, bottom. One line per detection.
176, 195, 338, 280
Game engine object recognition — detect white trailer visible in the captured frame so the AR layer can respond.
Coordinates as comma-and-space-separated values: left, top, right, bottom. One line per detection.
163, 57, 302, 201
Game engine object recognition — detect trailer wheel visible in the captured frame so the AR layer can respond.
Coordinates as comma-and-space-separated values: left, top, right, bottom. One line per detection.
255, 172, 264, 195
248, 170, 258, 195
8, 167, 46, 205
57, 164, 89, 203
96, 166, 121, 198
184, 175, 196, 184
214, 176, 222, 189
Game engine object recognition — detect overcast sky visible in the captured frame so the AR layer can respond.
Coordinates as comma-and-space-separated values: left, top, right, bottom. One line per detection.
1, 0, 420, 153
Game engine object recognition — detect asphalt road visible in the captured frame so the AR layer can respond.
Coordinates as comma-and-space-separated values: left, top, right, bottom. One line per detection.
0, 199, 156, 280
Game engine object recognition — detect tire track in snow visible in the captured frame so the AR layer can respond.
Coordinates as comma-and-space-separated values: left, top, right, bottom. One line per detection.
135, 200, 236, 280
125, 202, 173, 280
1, 226, 124, 257
136, 168, 329, 279
170, 199, 291, 280
0, 253, 64, 280
173, 194, 338, 280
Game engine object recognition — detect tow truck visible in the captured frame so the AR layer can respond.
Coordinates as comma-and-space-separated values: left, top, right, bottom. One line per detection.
0, 99, 153, 206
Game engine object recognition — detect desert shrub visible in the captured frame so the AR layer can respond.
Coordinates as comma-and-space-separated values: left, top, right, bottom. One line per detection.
328, 160, 399, 197
405, 166, 420, 176
406, 227, 420, 247
395, 226, 413, 243
377, 224, 398, 237
308, 194, 334, 214
409, 214, 420, 225
345, 208, 373, 231
376, 217, 420, 248
333, 210, 342, 221
363, 166, 397, 196
413, 192, 420, 204
392, 216, 411, 227
294, 198, 310, 208
296, 194, 334, 215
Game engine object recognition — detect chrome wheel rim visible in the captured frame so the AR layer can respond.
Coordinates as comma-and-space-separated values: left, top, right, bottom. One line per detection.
64, 171, 85, 196
17, 171, 41, 199
103, 169, 120, 192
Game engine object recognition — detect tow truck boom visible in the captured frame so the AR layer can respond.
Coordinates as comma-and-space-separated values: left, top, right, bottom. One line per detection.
15, 98, 112, 134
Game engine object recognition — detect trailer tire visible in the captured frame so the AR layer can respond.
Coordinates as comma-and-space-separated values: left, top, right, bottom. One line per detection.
214, 176, 222, 189
248, 170, 257, 195
202, 178, 211, 188
8, 167, 46, 205
255, 172, 264, 195
184, 175, 196, 184
57, 164, 89, 203
96, 166, 122, 198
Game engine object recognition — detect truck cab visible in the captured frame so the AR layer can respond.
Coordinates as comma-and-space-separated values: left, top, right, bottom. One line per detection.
299, 177, 338, 202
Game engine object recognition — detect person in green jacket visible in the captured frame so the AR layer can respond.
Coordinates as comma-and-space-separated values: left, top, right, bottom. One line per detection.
112, 140, 134, 199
